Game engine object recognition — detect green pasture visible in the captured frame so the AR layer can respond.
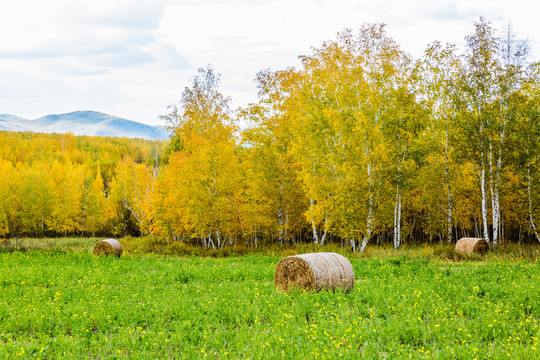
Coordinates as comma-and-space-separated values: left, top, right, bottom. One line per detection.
0, 248, 539, 359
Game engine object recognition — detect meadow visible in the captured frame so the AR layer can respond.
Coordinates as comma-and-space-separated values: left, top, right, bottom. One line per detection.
0, 244, 539, 359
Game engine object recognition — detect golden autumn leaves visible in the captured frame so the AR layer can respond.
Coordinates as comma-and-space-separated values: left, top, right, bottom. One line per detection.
1, 19, 540, 250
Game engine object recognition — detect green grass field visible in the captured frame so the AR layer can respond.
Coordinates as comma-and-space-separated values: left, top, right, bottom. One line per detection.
0, 247, 539, 359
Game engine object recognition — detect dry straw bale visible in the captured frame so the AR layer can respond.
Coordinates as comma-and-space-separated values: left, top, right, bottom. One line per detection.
455, 237, 489, 255
274, 252, 355, 292
93, 239, 123, 257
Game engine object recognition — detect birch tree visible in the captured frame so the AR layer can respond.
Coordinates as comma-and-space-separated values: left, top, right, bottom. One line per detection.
455, 19, 529, 246
240, 68, 309, 245
453, 18, 499, 244
517, 64, 540, 242
158, 66, 243, 248
491, 24, 529, 246
286, 25, 416, 251
418, 42, 461, 243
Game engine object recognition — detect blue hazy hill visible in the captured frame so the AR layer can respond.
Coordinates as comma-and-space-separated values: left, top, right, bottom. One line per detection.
0, 111, 169, 141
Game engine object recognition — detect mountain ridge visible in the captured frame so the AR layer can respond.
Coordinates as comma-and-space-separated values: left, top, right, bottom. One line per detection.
0, 111, 169, 141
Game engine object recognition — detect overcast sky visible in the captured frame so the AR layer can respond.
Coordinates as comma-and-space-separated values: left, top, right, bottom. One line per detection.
1, 0, 539, 125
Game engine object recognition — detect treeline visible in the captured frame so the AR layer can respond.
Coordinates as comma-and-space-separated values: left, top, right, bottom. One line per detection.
0, 132, 165, 238
2, 18, 540, 251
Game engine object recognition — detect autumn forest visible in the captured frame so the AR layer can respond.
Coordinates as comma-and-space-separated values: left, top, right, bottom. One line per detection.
2, 18, 540, 252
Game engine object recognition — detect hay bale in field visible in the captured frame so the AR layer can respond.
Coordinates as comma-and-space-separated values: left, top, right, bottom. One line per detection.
455, 237, 489, 255
93, 239, 123, 257
274, 252, 354, 292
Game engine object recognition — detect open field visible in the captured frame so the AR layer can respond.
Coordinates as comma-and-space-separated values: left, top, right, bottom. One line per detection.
0, 246, 539, 359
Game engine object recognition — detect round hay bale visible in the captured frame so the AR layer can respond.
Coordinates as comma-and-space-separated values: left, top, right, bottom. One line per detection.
455, 237, 489, 255
93, 239, 123, 257
274, 252, 354, 292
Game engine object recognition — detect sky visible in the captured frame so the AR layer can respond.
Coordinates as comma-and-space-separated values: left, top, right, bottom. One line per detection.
1, 0, 539, 126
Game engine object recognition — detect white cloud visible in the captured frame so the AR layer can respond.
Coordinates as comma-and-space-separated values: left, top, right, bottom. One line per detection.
0, 0, 539, 125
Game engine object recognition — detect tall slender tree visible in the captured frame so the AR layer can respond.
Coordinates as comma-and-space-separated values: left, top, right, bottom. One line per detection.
158, 66, 243, 248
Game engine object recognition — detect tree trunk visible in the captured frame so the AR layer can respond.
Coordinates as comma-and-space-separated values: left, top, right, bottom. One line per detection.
255, 229, 258, 248
480, 164, 490, 243
527, 159, 540, 243
320, 217, 328, 245
310, 199, 319, 245
284, 209, 289, 243
446, 183, 453, 244
216, 226, 222, 249
361, 164, 375, 253
278, 177, 284, 245
350, 238, 356, 252
393, 138, 405, 249
444, 128, 453, 244
207, 232, 216, 249
489, 146, 501, 247
393, 184, 402, 249
360, 236, 369, 253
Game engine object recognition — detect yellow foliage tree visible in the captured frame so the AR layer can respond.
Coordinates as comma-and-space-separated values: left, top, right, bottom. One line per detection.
157, 66, 243, 248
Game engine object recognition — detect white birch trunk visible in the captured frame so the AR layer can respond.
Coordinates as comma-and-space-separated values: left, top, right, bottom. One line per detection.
207, 232, 216, 249
491, 176, 500, 247
310, 199, 319, 245
477, 113, 490, 243
447, 185, 453, 244
445, 128, 453, 244
255, 230, 259, 248
527, 160, 540, 243
489, 146, 501, 247
494, 135, 504, 247
284, 209, 289, 242
216, 226, 222, 249
320, 217, 328, 245
277, 204, 283, 244
393, 185, 402, 249
360, 161, 375, 253
480, 163, 490, 243
278, 176, 284, 245
393, 135, 405, 249
397, 194, 402, 247
360, 201, 373, 253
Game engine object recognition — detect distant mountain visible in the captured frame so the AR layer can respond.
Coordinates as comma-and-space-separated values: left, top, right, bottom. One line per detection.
0, 114, 32, 132
0, 111, 169, 141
